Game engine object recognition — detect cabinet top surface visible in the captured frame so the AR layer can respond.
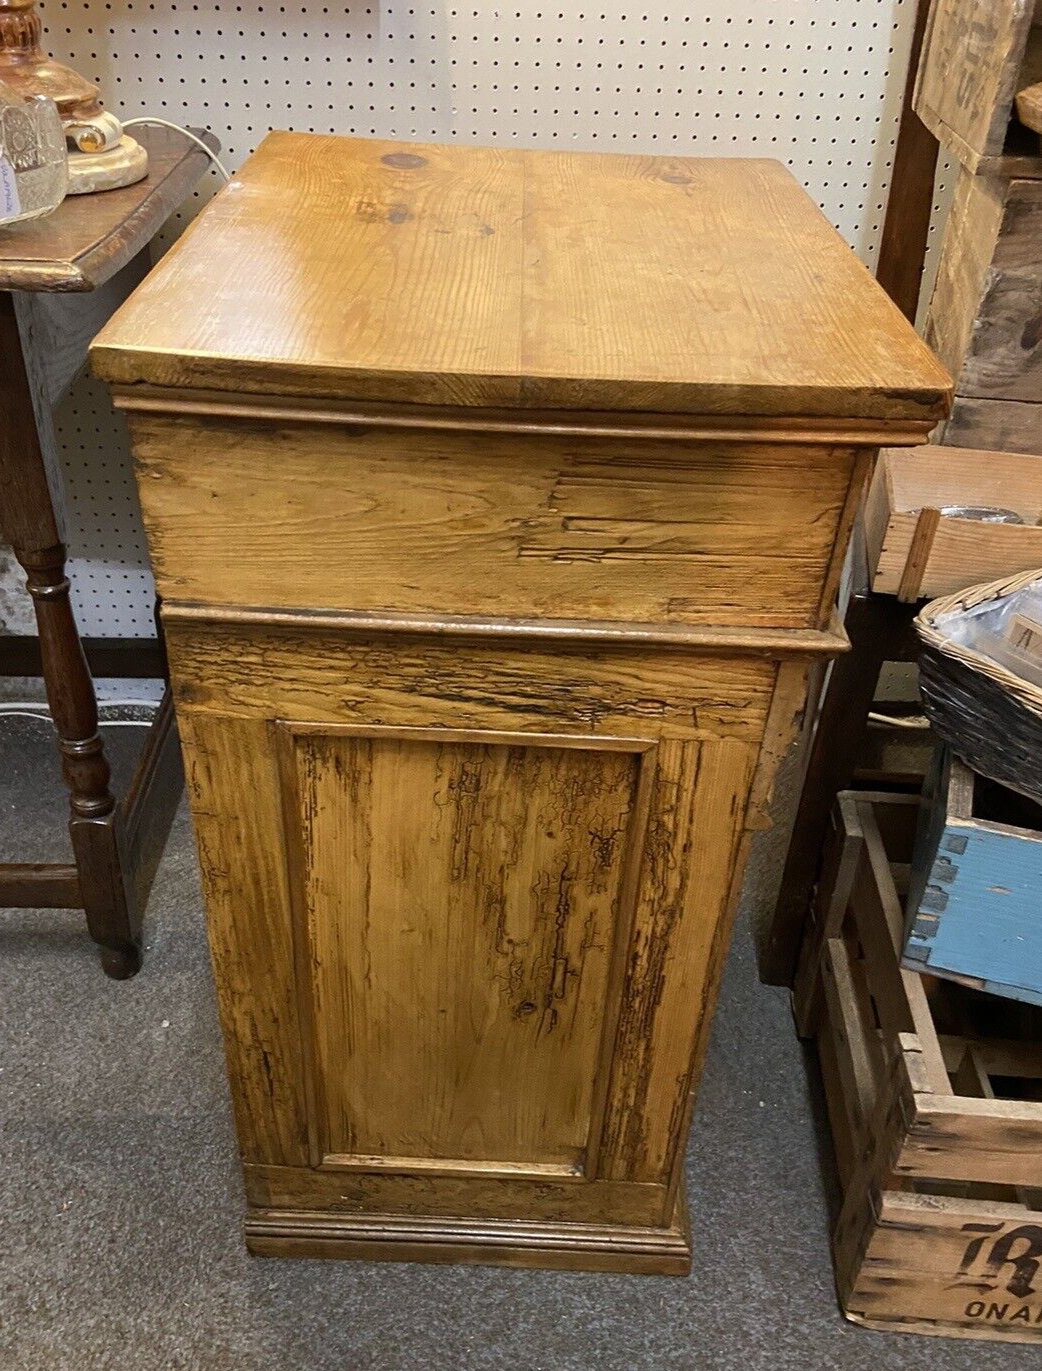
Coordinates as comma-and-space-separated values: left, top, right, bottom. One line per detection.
92, 131, 950, 424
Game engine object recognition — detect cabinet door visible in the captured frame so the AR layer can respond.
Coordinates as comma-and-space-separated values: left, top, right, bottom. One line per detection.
280, 724, 651, 1180
175, 626, 766, 1223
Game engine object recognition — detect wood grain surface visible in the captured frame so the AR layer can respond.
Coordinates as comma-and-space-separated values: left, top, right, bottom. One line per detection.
945, 395, 1042, 452
128, 411, 861, 630
173, 621, 770, 1197
914, 0, 1042, 174
1016, 77, 1042, 133
846, 1189, 1042, 1340
243, 1202, 691, 1274
91, 131, 950, 422
284, 725, 647, 1177
807, 791, 1042, 1340
106, 132, 947, 1271
164, 619, 779, 742
926, 171, 1042, 402
874, 0, 939, 322
865, 445, 1042, 599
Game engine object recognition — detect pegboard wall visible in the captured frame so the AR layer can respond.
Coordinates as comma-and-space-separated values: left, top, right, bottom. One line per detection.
3, 0, 954, 640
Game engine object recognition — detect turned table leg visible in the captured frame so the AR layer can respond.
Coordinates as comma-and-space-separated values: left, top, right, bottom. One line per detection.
17, 544, 140, 978
0, 291, 140, 978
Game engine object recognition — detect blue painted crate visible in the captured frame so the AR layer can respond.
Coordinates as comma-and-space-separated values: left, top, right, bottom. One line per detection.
904, 749, 1042, 1007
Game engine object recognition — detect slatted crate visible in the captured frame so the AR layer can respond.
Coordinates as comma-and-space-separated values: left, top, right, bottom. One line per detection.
865, 446, 1042, 601
905, 750, 1042, 1008
914, 0, 1042, 178
795, 791, 1042, 1341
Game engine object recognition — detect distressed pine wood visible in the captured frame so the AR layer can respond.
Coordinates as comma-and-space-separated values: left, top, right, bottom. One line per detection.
92, 133, 950, 425
112, 388, 938, 449
178, 710, 310, 1166
807, 791, 1042, 1340
242, 1162, 668, 1225
243, 1202, 691, 1275
127, 411, 861, 631
96, 132, 950, 1273
865, 445, 1042, 598
166, 602, 849, 658
285, 724, 648, 1177
914, 0, 1042, 176
163, 620, 778, 742
599, 737, 756, 1184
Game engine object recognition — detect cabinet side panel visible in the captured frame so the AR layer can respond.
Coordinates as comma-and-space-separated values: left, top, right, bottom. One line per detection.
599, 736, 758, 1182
179, 711, 310, 1166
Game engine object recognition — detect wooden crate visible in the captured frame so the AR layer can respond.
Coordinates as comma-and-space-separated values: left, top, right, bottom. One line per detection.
925, 170, 1042, 403
795, 791, 1042, 1341
914, 0, 1042, 177
905, 750, 1042, 1007
865, 445, 1042, 599
945, 397, 1042, 455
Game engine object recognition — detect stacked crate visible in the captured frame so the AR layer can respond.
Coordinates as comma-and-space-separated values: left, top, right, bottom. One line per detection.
916, 0, 1042, 452
795, 792, 1042, 1342
905, 750, 1042, 1007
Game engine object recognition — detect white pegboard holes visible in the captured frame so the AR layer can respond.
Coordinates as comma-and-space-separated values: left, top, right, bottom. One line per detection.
24, 0, 945, 641
40, 0, 920, 263
55, 373, 156, 638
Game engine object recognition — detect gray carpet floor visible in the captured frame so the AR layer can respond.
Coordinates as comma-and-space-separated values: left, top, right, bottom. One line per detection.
1, 717, 1038, 1371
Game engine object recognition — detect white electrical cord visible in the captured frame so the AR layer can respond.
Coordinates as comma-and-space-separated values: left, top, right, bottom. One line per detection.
0, 700, 161, 713
0, 700, 158, 729
867, 711, 930, 731
0, 711, 153, 728
121, 117, 232, 183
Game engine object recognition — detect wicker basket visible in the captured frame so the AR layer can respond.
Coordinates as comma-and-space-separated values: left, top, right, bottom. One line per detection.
916, 568, 1042, 807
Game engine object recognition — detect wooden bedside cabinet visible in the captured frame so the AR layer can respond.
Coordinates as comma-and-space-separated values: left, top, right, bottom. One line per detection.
91, 133, 950, 1273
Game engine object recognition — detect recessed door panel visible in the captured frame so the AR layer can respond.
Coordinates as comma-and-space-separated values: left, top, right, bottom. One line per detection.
282, 725, 650, 1178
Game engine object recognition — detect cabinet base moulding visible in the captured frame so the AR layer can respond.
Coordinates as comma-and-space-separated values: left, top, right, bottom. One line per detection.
244, 1198, 692, 1276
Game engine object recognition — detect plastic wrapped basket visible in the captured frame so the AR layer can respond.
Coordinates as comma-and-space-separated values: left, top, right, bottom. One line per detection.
916, 568, 1042, 808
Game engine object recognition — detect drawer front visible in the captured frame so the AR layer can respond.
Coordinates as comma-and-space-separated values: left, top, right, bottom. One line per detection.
130, 412, 859, 630
171, 618, 771, 1226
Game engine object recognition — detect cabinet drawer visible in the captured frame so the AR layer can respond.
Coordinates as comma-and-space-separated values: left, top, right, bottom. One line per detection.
130, 411, 859, 630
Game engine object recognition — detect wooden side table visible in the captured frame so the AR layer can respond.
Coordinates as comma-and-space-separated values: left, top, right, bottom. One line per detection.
0, 124, 216, 978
